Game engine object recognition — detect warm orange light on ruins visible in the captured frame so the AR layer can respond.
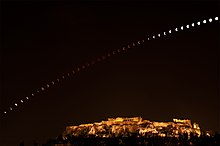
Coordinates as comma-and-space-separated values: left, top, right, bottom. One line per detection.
62, 117, 201, 138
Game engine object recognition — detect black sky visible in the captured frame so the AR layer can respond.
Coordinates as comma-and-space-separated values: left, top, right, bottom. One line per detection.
0, 0, 219, 145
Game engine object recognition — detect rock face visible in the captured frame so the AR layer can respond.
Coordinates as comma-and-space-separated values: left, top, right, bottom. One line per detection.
63, 117, 201, 138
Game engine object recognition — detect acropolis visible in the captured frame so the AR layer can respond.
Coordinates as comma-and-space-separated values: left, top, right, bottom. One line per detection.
62, 117, 201, 139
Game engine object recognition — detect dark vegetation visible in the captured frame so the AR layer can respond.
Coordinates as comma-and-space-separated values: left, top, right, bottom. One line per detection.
41, 132, 220, 146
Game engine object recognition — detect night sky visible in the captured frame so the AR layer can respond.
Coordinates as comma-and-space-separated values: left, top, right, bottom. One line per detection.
0, 0, 219, 145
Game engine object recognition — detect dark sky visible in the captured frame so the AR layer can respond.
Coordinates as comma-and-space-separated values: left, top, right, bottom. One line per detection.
0, 0, 219, 145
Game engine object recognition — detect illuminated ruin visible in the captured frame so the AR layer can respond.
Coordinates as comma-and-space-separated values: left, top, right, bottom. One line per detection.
63, 117, 201, 138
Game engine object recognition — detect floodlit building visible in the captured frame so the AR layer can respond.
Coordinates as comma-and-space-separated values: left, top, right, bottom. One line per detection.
63, 117, 201, 138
